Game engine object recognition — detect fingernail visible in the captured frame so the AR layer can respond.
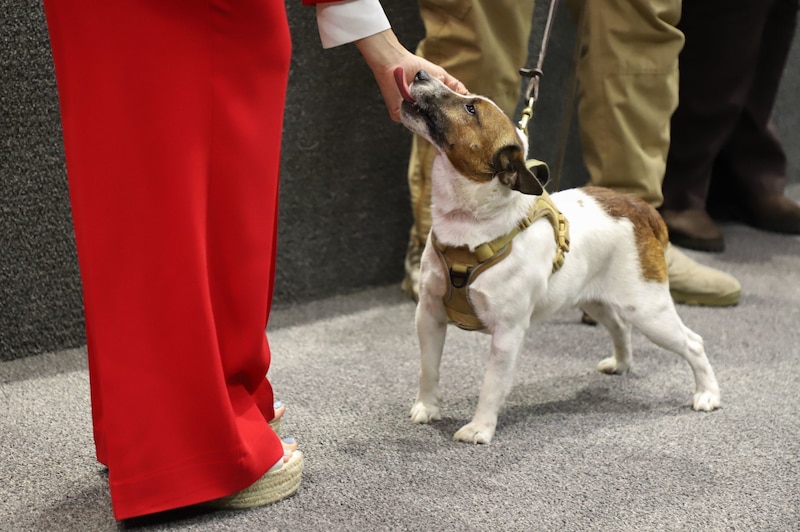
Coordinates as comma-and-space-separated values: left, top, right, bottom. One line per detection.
273, 401, 283, 409
282, 436, 295, 444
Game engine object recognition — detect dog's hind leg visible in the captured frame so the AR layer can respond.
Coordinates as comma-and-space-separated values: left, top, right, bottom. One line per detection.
630, 289, 721, 411
581, 302, 632, 375
453, 324, 527, 444
410, 293, 448, 424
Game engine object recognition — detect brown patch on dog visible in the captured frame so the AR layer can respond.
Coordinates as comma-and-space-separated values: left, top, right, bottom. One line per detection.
440, 98, 521, 184
582, 186, 669, 282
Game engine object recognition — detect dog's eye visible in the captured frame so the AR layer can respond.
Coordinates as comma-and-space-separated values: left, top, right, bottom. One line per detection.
465, 103, 476, 115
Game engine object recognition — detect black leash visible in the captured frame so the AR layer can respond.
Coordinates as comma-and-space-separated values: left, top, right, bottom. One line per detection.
517, 0, 560, 138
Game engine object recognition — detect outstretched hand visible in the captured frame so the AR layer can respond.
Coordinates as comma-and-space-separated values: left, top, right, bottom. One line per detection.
355, 30, 467, 121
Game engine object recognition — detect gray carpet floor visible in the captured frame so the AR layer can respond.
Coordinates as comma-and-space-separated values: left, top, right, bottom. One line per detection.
2, 186, 799, 531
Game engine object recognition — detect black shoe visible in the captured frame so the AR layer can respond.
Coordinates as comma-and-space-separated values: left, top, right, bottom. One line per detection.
744, 194, 800, 234
660, 209, 725, 252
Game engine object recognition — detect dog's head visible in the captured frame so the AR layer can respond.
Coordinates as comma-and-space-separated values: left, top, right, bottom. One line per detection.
396, 68, 543, 196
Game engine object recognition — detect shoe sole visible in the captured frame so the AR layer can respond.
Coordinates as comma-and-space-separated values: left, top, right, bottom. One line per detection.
668, 231, 725, 253
747, 219, 800, 234
670, 288, 741, 307
207, 451, 304, 510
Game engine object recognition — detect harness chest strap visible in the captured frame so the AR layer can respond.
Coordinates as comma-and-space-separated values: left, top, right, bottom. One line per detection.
430, 191, 570, 331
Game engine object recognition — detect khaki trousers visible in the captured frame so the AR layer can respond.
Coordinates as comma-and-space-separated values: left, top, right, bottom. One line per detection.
405, 0, 683, 286
575, 0, 683, 207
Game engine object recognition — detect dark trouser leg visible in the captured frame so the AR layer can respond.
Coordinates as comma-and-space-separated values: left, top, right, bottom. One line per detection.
663, 0, 769, 212
708, 0, 800, 233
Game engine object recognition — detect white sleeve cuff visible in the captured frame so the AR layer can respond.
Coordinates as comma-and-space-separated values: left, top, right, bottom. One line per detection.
315, 0, 391, 49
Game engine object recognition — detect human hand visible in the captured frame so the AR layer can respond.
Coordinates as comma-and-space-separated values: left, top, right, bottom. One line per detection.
355, 29, 467, 121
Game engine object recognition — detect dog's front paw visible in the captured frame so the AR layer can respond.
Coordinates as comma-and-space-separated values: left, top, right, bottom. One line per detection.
453, 421, 495, 444
692, 390, 721, 412
597, 357, 630, 375
410, 401, 441, 424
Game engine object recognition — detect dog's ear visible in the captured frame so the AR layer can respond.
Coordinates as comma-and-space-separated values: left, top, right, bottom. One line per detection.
493, 145, 544, 195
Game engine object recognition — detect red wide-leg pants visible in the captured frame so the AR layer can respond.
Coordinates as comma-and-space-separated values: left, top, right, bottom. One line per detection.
44, 0, 291, 520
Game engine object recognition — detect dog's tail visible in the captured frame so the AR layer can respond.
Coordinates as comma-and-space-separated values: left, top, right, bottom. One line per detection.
647, 205, 670, 248
638, 200, 670, 283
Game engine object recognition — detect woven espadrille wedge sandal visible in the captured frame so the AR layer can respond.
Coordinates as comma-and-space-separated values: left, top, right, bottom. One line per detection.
207, 449, 304, 510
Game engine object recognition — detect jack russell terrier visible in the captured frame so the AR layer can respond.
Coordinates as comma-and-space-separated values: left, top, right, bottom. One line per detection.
395, 69, 720, 444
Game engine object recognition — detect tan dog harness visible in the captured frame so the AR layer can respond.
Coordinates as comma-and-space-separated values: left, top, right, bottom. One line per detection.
430, 191, 570, 331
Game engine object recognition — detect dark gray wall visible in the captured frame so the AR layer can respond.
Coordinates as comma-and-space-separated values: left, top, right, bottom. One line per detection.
2, 3, 85, 360
2, 1, 799, 360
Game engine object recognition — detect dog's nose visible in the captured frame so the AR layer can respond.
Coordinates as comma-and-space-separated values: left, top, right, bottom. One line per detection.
415, 70, 431, 82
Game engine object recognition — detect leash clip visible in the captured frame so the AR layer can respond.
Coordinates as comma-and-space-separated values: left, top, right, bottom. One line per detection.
517, 68, 543, 137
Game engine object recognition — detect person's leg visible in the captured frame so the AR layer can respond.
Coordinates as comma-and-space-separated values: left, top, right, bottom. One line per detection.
403, 0, 536, 299
661, 0, 773, 251
575, 0, 740, 306
44, 0, 293, 519
709, 0, 800, 234
576, 0, 683, 207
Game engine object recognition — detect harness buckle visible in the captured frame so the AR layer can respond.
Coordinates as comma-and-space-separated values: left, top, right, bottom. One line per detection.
557, 213, 570, 250
450, 263, 470, 288
474, 243, 495, 262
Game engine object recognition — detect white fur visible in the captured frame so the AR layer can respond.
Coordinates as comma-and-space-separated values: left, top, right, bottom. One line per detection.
402, 77, 721, 444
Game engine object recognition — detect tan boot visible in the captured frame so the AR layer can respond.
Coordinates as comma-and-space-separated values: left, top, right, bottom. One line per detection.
666, 244, 741, 306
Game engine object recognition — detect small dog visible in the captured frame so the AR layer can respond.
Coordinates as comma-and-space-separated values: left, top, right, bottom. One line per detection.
395, 69, 720, 444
